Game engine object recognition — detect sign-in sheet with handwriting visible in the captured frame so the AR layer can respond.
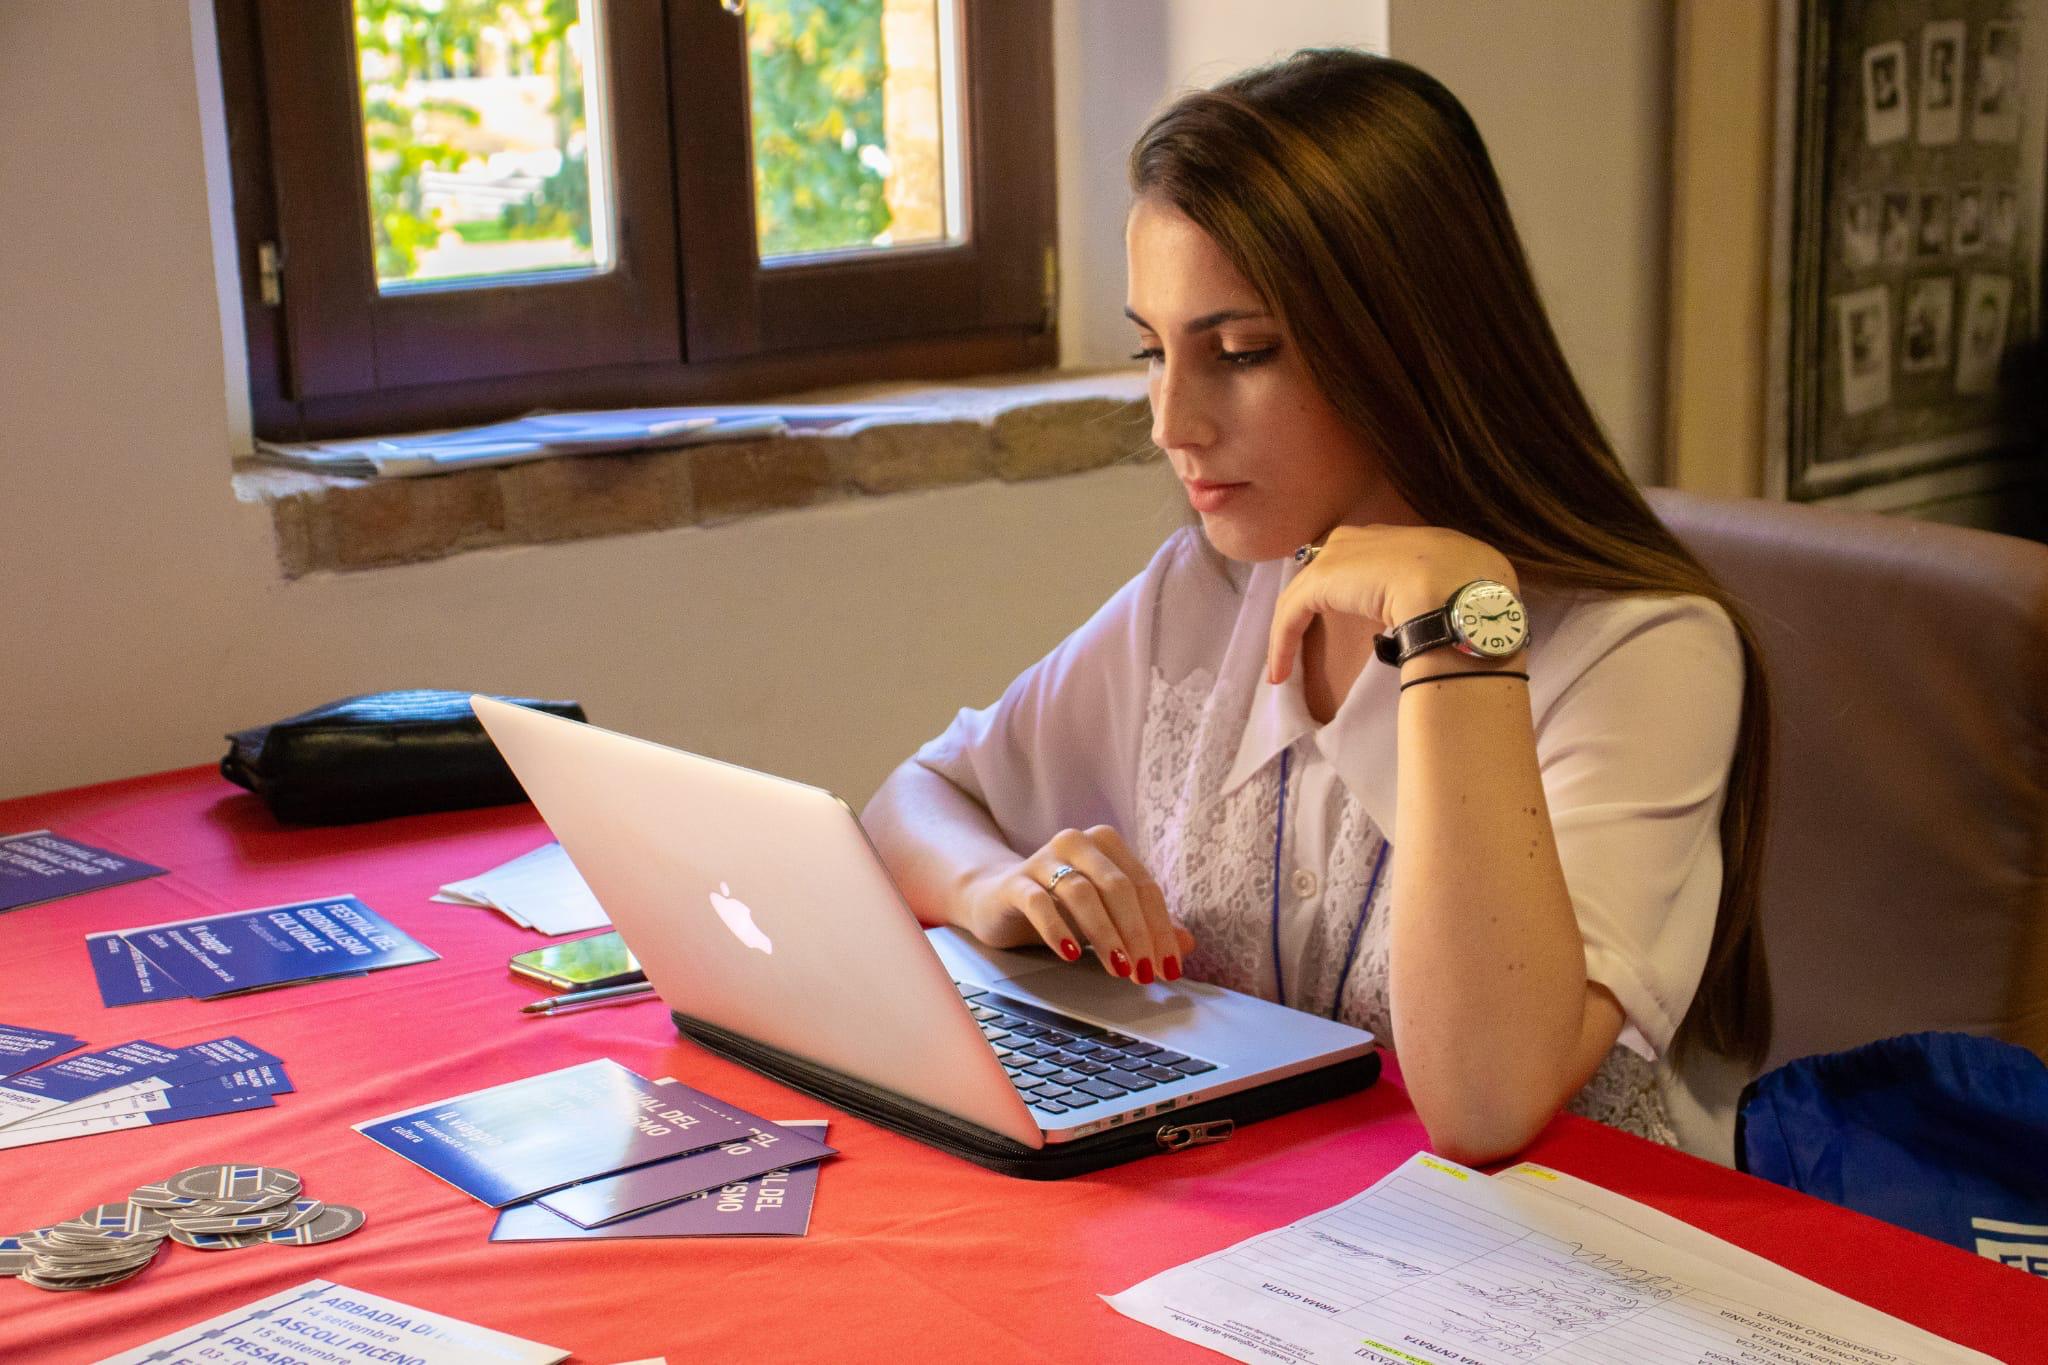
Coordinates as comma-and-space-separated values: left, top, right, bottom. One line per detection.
1106, 1152, 1991, 1365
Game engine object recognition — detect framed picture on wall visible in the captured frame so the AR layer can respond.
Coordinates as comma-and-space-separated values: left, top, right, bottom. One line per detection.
1780, 0, 2045, 503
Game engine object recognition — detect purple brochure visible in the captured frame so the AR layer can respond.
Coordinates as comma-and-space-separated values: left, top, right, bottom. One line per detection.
0, 1024, 84, 1079
354, 1059, 757, 1208
492, 1122, 828, 1241
88, 930, 193, 1006
121, 895, 435, 999
0, 831, 167, 914
0, 1039, 188, 1128
537, 1083, 835, 1227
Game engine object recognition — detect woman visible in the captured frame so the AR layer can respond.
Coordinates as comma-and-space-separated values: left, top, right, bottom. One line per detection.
862, 50, 1771, 1164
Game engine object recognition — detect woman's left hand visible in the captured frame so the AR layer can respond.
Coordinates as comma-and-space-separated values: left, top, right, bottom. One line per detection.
1267, 524, 1516, 685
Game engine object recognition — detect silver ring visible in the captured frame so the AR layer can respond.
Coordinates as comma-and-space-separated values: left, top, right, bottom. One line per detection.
1044, 864, 1077, 893
1294, 542, 1322, 566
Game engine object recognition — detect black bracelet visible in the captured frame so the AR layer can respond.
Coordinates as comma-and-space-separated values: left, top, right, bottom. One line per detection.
1398, 669, 1530, 693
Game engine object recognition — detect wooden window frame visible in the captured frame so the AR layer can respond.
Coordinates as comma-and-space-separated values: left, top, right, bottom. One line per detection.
216, 0, 1056, 441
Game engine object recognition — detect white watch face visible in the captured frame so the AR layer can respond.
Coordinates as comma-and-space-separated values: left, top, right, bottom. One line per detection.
1450, 580, 1528, 657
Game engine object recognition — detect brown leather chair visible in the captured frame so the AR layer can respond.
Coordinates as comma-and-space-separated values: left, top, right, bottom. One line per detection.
1646, 489, 2048, 1161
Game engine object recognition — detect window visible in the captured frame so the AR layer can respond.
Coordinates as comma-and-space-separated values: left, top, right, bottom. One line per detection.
214, 0, 1055, 439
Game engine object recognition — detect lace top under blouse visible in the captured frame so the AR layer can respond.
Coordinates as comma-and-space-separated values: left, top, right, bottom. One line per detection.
912, 528, 1744, 1144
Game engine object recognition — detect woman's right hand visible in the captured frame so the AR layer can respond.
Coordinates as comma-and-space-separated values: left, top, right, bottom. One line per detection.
960, 825, 1194, 985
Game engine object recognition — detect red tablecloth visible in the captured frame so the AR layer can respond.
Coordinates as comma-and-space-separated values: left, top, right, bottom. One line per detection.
0, 767, 2040, 1363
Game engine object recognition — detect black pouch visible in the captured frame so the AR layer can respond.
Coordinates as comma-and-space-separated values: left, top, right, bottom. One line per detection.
672, 1008, 1380, 1179
220, 689, 586, 825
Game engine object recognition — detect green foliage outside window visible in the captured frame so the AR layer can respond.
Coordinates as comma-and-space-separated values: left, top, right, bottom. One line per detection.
746, 0, 892, 258
354, 0, 582, 281
354, 0, 891, 280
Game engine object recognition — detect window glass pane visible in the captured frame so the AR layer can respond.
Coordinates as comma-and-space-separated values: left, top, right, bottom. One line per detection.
354, 0, 615, 290
747, 0, 961, 262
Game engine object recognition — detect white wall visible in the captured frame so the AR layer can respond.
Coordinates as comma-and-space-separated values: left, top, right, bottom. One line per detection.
0, 0, 1675, 804
1055, 0, 1675, 479
1389, 0, 1676, 481
1054, 1, 1389, 367
0, 1, 1179, 804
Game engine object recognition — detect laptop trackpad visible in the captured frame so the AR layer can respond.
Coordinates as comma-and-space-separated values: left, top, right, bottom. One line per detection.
1003, 960, 1200, 1029
927, 926, 1196, 1029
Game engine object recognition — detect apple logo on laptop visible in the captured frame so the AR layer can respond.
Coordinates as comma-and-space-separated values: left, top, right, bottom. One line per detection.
709, 882, 773, 954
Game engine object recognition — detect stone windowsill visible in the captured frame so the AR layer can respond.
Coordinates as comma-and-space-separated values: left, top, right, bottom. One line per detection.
232, 369, 1155, 578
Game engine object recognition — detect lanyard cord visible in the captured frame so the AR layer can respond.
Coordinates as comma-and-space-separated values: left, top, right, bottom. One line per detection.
1269, 749, 1293, 1004
1269, 746, 1389, 1017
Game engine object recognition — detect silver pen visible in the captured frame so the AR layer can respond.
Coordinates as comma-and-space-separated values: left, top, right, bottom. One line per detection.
520, 981, 659, 1015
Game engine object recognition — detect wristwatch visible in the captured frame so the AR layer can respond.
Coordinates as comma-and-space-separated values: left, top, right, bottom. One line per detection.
1372, 579, 1529, 666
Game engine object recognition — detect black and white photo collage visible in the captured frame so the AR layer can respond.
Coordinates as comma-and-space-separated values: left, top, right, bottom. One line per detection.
1837, 17, 2024, 417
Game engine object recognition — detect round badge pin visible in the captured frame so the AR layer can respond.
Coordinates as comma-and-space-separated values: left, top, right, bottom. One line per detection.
151, 1193, 292, 1221
170, 1183, 301, 1217
24, 1237, 161, 1274
129, 1182, 207, 1211
265, 1203, 365, 1246
275, 1198, 326, 1231
165, 1225, 268, 1252
19, 1255, 157, 1291
28, 1240, 161, 1274
0, 1232, 45, 1277
33, 1236, 165, 1271
169, 1205, 295, 1236
53, 1202, 172, 1242
164, 1163, 302, 1205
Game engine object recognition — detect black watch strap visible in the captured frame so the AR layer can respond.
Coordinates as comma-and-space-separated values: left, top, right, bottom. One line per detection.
1373, 608, 1458, 666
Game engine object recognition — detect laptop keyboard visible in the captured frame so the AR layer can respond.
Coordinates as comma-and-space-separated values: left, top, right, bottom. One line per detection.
954, 982, 1220, 1117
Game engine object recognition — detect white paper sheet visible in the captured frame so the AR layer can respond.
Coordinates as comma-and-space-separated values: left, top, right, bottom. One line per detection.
98, 1279, 567, 1365
437, 841, 608, 935
1105, 1152, 1994, 1365
1493, 1161, 1981, 1354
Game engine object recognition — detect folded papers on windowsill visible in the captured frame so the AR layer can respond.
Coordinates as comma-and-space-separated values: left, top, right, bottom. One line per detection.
255, 403, 938, 478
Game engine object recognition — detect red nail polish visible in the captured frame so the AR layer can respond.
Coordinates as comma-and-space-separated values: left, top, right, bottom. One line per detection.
1058, 938, 1080, 962
1163, 955, 1181, 981
1110, 949, 1132, 978
1135, 958, 1155, 985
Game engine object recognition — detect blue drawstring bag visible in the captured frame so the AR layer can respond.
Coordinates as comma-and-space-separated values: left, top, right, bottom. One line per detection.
1738, 1031, 2048, 1278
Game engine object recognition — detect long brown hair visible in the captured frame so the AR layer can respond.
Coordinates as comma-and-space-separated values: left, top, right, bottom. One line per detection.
1131, 49, 1772, 1067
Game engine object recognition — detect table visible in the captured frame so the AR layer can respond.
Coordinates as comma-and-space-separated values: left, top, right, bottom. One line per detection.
1, 766, 2040, 1363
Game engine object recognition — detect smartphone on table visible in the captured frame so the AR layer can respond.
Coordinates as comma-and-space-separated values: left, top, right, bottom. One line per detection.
508, 931, 644, 991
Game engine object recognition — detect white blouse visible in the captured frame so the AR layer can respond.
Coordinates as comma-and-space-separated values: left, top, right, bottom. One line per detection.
912, 528, 1744, 1142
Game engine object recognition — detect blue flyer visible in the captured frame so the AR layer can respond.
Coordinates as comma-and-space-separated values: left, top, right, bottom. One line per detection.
0, 830, 167, 913
113, 895, 437, 1000
38, 1061, 294, 1128
354, 1059, 757, 1207
159, 1035, 287, 1080
120, 1036, 289, 1104
87, 931, 193, 1006
0, 1024, 84, 1079
536, 1083, 836, 1227
0, 1039, 187, 1128
0, 1034, 286, 1128
0, 1082, 280, 1151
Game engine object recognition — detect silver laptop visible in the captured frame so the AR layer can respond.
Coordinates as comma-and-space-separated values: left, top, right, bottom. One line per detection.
472, 696, 1375, 1148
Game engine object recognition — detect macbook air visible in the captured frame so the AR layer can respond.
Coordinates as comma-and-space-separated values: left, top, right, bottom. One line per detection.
472, 696, 1375, 1147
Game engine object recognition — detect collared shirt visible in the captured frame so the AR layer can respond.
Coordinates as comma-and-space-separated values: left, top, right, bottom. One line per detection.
913, 528, 1744, 1142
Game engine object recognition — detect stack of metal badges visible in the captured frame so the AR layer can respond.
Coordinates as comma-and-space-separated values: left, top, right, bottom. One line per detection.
0, 1164, 365, 1292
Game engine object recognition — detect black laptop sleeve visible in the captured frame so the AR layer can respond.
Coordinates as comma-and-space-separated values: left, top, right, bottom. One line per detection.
221, 690, 586, 825
671, 1008, 1381, 1179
